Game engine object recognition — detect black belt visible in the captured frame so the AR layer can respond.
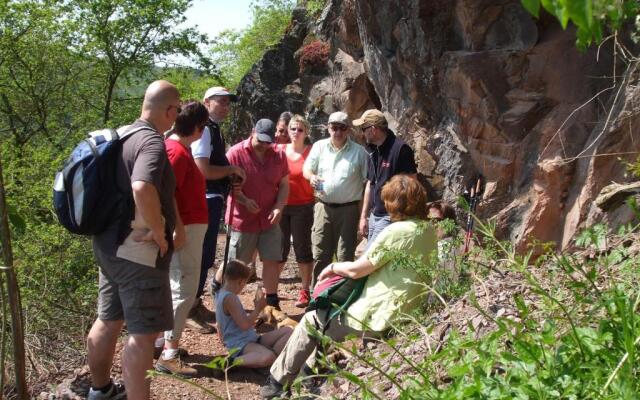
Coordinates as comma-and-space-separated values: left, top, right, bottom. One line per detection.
319, 200, 359, 208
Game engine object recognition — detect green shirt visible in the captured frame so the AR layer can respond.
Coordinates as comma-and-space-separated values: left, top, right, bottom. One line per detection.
304, 138, 368, 204
346, 219, 437, 332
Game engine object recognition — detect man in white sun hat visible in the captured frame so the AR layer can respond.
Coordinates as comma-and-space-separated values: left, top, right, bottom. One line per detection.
187, 87, 246, 332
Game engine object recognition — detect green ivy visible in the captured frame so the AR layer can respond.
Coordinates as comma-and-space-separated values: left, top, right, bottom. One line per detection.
521, 0, 639, 49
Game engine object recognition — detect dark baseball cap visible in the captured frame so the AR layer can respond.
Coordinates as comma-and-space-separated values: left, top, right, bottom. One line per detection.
255, 119, 276, 143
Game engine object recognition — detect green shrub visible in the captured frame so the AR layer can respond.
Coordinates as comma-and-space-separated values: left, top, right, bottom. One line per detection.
1, 139, 99, 386
307, 214, 640, 399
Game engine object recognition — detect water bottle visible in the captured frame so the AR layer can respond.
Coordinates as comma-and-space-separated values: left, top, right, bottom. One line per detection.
314, 180, 325, 196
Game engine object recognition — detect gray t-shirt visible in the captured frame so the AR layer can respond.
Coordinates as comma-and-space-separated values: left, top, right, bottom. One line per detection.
94, 119, 176, 270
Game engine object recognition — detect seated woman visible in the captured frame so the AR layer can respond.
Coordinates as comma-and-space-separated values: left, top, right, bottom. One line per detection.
260, 174, 438, 398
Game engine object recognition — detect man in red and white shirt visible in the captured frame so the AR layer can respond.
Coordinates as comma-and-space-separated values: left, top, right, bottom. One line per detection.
225, 119, 289, 309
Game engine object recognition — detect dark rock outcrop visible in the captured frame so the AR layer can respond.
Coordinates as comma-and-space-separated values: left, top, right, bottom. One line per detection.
231, 0, 640, 251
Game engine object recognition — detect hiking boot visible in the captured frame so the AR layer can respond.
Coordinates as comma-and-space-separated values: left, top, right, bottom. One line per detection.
260, 375, 286, 399
155, 347, 189, 359
295, 289, 310, 308
185, 317, 216, 334
188, 297, 203, 318
87, 381, 126, 400
155, 356, 198, 378
190, 298, 214, 322
295, 364, 323, 397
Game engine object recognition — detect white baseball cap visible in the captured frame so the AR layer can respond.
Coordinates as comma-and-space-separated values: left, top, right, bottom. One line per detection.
203, 86, 238, 102
328, 111, 351, 126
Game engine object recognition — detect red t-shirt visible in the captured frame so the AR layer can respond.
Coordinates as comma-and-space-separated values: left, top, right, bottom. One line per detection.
225, 138, 289, 232
279, 145, 314, 205
165, 138, 208, 225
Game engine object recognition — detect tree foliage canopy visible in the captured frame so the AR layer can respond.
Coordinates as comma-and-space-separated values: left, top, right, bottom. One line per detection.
521, 0, 639, 49
0, 0, 217, 389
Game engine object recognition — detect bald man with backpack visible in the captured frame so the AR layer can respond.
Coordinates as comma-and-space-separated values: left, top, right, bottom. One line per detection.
86, 81, 181, 400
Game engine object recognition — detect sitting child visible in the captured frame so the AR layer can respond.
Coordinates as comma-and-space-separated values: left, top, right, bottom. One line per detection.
216, 260, 293, 368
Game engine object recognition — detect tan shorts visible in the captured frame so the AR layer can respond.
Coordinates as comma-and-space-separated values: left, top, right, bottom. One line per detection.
228, 224, 283, 263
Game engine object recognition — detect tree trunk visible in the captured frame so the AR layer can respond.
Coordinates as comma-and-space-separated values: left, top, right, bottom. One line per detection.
102, 72, 120, 125
103, 74, 118, 124
0, 152, 27, 399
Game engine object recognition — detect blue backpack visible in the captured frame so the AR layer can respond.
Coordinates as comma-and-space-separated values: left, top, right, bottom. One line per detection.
53, 126, 147, 236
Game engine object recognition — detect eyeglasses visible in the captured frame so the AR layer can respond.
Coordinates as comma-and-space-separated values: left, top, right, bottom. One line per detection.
330, 125, 348, 131
362, 125, 373, 133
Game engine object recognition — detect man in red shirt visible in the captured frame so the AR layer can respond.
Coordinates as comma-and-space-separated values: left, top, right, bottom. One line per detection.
225, 119, 290, 309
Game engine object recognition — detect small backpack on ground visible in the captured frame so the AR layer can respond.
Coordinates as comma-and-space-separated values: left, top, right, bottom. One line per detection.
307, 275, 367, 328
53, 126, 147, 236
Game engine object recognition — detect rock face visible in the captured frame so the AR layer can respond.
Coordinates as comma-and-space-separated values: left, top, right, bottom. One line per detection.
231, 0, 640, 251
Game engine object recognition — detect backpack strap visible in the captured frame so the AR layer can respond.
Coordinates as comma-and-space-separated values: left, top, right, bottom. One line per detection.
116, 125, 153, 141
113, 125, 155, 245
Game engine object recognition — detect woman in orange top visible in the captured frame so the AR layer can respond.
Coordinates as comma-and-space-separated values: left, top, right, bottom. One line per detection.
277, 115, 315, 307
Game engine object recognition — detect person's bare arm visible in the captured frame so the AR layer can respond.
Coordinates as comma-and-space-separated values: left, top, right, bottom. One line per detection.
194, 158, 246, 182
268, 175, 289, 225
132, 180, 167, 256
224, 292, 266, 331
231, 189, 260, 214
359, 181, 371, 237
317, 254, 376, 282
302, 165, 314, 181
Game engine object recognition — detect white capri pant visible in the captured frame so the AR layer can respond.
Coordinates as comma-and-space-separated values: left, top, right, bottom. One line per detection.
164, 223, 207, 342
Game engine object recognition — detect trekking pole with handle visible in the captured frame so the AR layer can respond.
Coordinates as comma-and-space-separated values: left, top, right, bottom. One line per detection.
221, 175, 239, 285
463, 177, 482, 254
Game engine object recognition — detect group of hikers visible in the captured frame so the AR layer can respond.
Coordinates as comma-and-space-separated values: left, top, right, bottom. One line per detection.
85, 80, 450, 400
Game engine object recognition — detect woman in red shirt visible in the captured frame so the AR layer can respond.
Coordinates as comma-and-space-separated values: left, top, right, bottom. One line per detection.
278, 115, 315, 307
156, 101, 209, 377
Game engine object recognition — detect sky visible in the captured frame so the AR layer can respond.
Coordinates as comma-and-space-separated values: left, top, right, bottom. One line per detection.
183, 0, 254, 39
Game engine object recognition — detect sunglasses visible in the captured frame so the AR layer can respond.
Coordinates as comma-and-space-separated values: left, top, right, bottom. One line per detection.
330, 125, 349, 131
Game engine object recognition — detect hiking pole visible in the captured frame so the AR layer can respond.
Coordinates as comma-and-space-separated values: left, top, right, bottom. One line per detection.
463, 178, 482, 254
221, 175, 239, 285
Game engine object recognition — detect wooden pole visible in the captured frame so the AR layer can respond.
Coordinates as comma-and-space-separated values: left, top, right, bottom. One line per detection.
0, 152, 28, 399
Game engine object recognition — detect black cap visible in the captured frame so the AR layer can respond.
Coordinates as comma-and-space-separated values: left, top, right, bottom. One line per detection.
255, 119, 276, 143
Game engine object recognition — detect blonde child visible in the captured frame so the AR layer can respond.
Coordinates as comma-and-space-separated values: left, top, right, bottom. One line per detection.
216, 260, 293, 367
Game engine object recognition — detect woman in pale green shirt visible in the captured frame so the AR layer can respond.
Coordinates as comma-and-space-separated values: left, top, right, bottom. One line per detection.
262, 174, 438, 398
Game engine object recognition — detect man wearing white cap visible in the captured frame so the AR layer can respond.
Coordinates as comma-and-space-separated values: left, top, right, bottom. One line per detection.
303, 111, 368, 285
189, 87, 246, 332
